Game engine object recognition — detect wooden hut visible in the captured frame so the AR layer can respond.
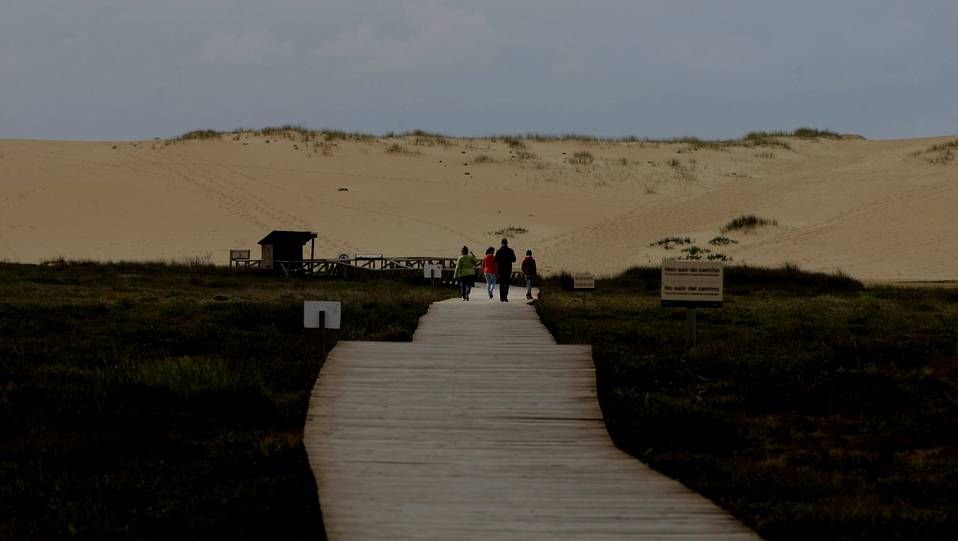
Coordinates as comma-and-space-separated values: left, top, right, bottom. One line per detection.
258, 230, 317, 271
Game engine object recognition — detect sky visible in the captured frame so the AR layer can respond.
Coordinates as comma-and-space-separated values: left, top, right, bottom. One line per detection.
1, 0, 957, 141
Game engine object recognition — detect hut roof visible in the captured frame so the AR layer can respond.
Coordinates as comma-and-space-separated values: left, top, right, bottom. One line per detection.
258, 230, 318, 245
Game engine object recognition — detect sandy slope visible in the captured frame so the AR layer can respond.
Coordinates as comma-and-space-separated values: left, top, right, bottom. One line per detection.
0, 133, 955, 281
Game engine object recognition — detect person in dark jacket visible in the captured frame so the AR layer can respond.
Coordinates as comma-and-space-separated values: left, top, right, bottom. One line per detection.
521, 249, 537, 300
494, 238, 516, 302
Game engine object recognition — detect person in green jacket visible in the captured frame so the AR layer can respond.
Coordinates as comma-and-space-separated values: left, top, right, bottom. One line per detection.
453, 245, 480, 301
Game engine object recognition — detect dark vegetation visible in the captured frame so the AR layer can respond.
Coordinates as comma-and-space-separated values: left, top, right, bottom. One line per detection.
540, 265, 958, 540
0, 261, 448, 539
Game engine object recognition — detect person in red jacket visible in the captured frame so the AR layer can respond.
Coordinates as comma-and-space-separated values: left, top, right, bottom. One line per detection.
482, 247, 497, 300
521, 249, 537, 300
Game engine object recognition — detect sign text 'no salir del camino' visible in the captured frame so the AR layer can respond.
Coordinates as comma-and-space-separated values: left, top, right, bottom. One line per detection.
660, 260, 724, 308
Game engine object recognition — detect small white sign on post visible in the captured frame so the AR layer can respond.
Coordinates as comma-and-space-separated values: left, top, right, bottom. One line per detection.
423, 264, 442, 279
304, 301, 342, 329
573, 272, 595, 289
660, 260, 724, 308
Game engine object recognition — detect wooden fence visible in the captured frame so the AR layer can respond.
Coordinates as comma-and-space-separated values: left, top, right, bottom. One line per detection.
240, 255, 526, 284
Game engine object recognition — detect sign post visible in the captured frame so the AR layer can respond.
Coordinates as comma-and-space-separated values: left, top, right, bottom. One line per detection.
304, 301, 342, 358
686, 307, 697, 349
660, 260, 724, 350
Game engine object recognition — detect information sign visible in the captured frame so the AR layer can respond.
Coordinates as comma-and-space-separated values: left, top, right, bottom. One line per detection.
573, 272, 595, 289
660, 260, 723, 308
424, 264, 442, 279
304, 301, 342, 329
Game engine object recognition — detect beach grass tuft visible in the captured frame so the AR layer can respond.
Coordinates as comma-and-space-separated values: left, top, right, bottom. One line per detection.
568, 151, 595, 165
492, 226, 529, 238
721, 215, 779, 233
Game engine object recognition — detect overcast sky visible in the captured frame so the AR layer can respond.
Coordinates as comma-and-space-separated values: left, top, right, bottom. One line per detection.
1, 0, 956, 140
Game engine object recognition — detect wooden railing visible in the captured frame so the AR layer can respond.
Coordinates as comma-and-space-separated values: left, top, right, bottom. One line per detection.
242, 256, 525, 284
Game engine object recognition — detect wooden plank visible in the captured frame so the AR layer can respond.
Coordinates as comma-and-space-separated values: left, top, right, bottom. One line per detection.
304, 290, 758, 540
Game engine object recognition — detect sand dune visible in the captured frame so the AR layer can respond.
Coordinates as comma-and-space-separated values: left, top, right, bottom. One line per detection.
1, 132, 955, 281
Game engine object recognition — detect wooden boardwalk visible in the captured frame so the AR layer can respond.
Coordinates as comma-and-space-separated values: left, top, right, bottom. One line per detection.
304, 291, 758, 540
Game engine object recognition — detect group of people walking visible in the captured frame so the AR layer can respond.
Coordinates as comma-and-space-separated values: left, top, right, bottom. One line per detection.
454, 238, 537, 302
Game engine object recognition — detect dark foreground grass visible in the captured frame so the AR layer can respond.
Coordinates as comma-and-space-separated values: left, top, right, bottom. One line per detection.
539, 266, 958, 540
0, 262, 449, 539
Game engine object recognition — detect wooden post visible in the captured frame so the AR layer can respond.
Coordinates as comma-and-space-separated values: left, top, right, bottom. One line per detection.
320, 310, 327, 358
310, 237, 315, 263
686, 308, 697, 350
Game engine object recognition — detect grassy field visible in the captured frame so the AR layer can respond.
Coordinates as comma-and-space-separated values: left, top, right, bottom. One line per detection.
5, 260, 957, 539
539, 267, 958, 540
0, 261, 449, 539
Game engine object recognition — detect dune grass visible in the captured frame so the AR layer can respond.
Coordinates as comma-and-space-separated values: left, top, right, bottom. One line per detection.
0, 261, 449, 539
927, 139, 958, 153
537, 265, 957, 540
166, 127, 849, 151
568, 151, 595, 165
722, 215, 779, 233
492, 226, 529, 238
649, 236, 694, 250
921, 139, 958, 165
384, 143, 420, 155
176, 129, 222, 141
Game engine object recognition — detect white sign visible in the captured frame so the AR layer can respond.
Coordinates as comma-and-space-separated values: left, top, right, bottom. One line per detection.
573, 272, 595, 289
230, 249, 250, 261
424, 264, 442, 279
661, 260, 724, 308
304, 301, 342, 329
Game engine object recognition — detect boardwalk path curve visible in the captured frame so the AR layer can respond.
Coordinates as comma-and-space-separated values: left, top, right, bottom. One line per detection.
305, 292, 758, 540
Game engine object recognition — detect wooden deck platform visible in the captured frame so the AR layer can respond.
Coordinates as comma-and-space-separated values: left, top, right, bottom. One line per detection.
304, 291, 759, 540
